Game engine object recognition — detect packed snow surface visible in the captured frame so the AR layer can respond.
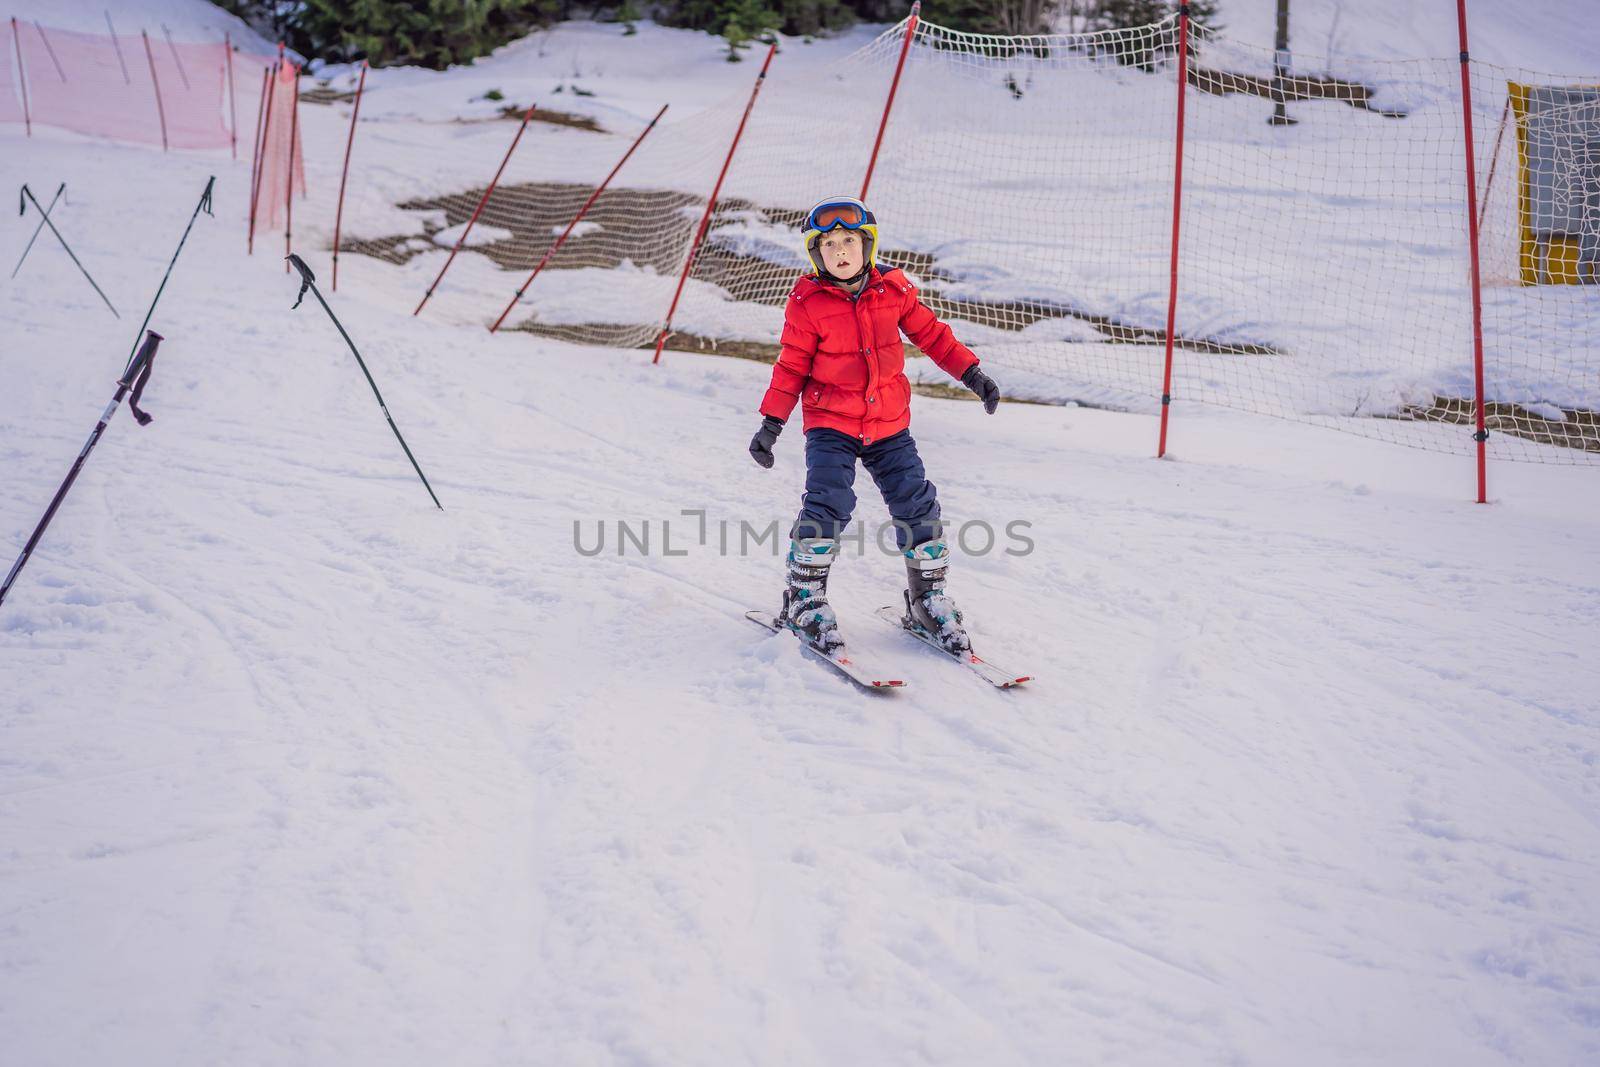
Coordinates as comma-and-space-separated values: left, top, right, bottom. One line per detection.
2, 4, 1599, 1066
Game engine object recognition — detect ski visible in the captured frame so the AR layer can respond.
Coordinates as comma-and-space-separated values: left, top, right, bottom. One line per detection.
745, 610, 907, 690
874, 605, 1033, 689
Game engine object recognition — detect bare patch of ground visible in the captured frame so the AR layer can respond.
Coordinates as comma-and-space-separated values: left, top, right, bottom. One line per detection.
1396, 396, 1600, 453
348, 183, 1278, 356
1191, 67, 1409, 119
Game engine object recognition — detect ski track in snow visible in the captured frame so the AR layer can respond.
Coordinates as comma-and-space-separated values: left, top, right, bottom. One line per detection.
3, 7, 1600, 1067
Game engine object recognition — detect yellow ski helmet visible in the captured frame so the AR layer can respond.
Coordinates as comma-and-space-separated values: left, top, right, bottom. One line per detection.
801, 196, 878, 276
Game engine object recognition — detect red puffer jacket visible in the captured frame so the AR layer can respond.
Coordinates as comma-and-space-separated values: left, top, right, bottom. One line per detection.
758, 267, 979, 445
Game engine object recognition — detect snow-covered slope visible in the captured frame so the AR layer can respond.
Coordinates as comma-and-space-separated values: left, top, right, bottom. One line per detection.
3, 4, 1599, 1066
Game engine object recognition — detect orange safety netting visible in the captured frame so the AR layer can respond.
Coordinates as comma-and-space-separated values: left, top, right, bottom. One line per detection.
2, 18, 271, 152
250, 58, 305, 235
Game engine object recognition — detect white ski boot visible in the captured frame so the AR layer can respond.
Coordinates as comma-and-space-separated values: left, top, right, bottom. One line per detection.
780, 537, 844, 653
903, 538, 971, 654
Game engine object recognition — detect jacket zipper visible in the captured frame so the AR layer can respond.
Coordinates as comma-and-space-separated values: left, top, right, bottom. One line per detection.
812, 271, 886, 443
851, 273, 880, 440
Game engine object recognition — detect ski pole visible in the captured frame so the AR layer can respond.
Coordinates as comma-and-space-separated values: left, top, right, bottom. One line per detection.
19, 183, 118, 318
11, 181, 63, 279
287, 254, 444, 511
1, 331, 165, 610
124, 176, 214, 374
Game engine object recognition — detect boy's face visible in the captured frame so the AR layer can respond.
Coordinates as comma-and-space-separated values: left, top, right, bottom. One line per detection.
818, 229, 865, 279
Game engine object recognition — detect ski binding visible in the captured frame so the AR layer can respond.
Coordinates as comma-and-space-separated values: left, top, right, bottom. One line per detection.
874, 605, 1033, 689
746, 610, 906, 690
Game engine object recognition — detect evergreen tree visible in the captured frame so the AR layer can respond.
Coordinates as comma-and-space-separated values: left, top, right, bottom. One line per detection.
720, 0, 782, 60
779, 0, 855, 38
210, 1, 300, 42
209, 0, 1221, 71
613, 0, 644, 35
301, 0, 574, 68
918, 0, 1057, 37
222, 0, 573, 69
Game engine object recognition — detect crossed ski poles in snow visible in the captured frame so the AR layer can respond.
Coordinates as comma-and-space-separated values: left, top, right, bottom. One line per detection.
12, 181, 62, 278
1, 181, 445, 611
0, 178, 214, 610
14, 183, 119, 318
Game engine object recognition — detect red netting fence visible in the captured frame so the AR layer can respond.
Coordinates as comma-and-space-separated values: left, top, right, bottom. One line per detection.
0, 18, 271, 153
378, 10, 1595, 484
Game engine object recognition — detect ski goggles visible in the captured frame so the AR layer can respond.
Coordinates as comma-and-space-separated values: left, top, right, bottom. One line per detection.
806, 200, 870, 233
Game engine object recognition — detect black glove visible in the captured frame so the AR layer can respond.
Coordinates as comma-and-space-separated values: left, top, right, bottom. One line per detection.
962, 365, 1000, 414
748, 415, 784, 469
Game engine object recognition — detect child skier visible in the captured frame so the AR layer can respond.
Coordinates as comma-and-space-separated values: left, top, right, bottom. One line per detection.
748, 195, 1001, 656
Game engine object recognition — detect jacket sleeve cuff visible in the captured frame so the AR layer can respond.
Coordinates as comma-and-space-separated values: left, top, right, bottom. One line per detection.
934, 344, 979, 382
759, 388, 800, 422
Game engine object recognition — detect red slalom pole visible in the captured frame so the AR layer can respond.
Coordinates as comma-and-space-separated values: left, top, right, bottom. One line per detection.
162, 24, 189, 91
251, 45, 287, 255
332, 61, 369, 292
861, 3, 920, 201
285, 64, 301, 273
12, 19, 31, 137
248, 64, 272, 254
415, 103, 539, 318
1156, 8, 1190, 459
490, 103, 669, 334
142, 30, 169, 152
32, 21, 65, 82
1455, 0, 1490, 503
225, 34, 238, 160
105, 11, 131, 84
652, 41, 776, 365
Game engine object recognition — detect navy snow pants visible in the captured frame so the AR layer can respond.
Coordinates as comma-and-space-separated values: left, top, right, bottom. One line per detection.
793, 428, 941, 551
